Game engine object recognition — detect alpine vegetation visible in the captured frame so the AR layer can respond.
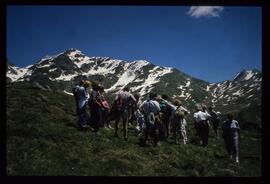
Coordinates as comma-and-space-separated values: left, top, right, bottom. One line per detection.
6, 49, 261, 176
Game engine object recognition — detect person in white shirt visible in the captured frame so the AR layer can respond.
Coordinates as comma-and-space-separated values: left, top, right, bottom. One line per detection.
140, 92, 161, 146
193, 104, 211, 147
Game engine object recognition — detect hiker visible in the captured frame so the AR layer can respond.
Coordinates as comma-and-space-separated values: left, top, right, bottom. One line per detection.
208, 106, 221, 137
128, 93, 140, 126
222, 112, 240, 163
193, 104, 211, 147
99, 86, 111, 129
73, 80, 84, 115
114, 86, 137, 141
89, 82, 103, 133
77, 80, 91, 129
157, 94, 173, 139
133, 93, 145, 136
202, 104, 212, 129
140, 92, 161, 146
172, 100, 189, 145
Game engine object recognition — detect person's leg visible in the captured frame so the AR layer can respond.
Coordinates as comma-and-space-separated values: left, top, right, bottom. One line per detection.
97, 107, 103, 129
76, 102, 79, 115
224, 137, 232, 157
78, 107, 83, 127
174, 123, 179, 144
79, 105, 87, 128
201, 123, 207, 146
123, 109, 129, 140
154, 125, 159, 146
198, 122, 203, 145
138, 117, 143, 135
204, 123, 209, 146
93, 107, 101, 132
143, 123, 150, 144
213, 120, 218, 137
194, 122, 199, 137
232, 135, 239, 162
123, 116, 128, 140
164, 120, 169, 138
114, 114, 120, 137
181, 125, 187, 144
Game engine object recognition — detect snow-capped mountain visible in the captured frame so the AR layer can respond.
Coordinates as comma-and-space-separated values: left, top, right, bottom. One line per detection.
6, 49, 261, 117
205, 69, 261, 109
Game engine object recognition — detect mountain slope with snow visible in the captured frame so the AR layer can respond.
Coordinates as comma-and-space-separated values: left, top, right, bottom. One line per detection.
6, 48, 261, 125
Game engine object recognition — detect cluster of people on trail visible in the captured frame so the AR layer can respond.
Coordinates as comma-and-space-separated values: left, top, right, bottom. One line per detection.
73, 80, 240, 163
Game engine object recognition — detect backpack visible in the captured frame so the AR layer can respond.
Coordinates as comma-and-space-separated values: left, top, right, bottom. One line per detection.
147, 112, 156, 126
175, 107, 185, 120
146, 101, 156, 126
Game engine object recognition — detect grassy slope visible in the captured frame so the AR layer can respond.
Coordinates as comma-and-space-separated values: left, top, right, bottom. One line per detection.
6, 82, 261, 176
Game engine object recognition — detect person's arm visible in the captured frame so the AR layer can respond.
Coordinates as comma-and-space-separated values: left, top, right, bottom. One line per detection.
130, 94, 137, 104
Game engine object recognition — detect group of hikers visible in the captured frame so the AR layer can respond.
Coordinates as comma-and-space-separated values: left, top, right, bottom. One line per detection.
73, 80, 240, 163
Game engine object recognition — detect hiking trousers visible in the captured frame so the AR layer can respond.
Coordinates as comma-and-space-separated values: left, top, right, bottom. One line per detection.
143, 123, 159, 145
143, 115, 160, 145
163, 115, 170, 138
115, 109, 129, 139
212, 119, 219, 137
198, 121, 209, 147
223, 133, 239, 157
90, 106, 102, 132
78, 105, 88, 127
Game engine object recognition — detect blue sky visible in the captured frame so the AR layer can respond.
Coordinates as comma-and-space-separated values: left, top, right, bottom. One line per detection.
7, 6, 261, 83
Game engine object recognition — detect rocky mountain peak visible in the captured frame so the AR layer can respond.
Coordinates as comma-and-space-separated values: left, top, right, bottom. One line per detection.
233, 69, 259, 82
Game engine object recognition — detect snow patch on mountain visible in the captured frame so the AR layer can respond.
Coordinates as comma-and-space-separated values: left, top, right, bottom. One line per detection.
7, 66, 29, 82
54, 73, 79, 81
106, 70, 137, 92
49, 68, 57, 72
129, 60, 149, 70
37, 63, 52, 68
130, 67, 173, 96
244, 70, 254, 80
86, 61, 120, 75
177, 85, 183, 90
232, 90, 242, 96
185, 80, 191, 87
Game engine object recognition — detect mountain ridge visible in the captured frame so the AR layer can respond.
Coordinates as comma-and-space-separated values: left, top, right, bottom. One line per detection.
6, 49, 261, 127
